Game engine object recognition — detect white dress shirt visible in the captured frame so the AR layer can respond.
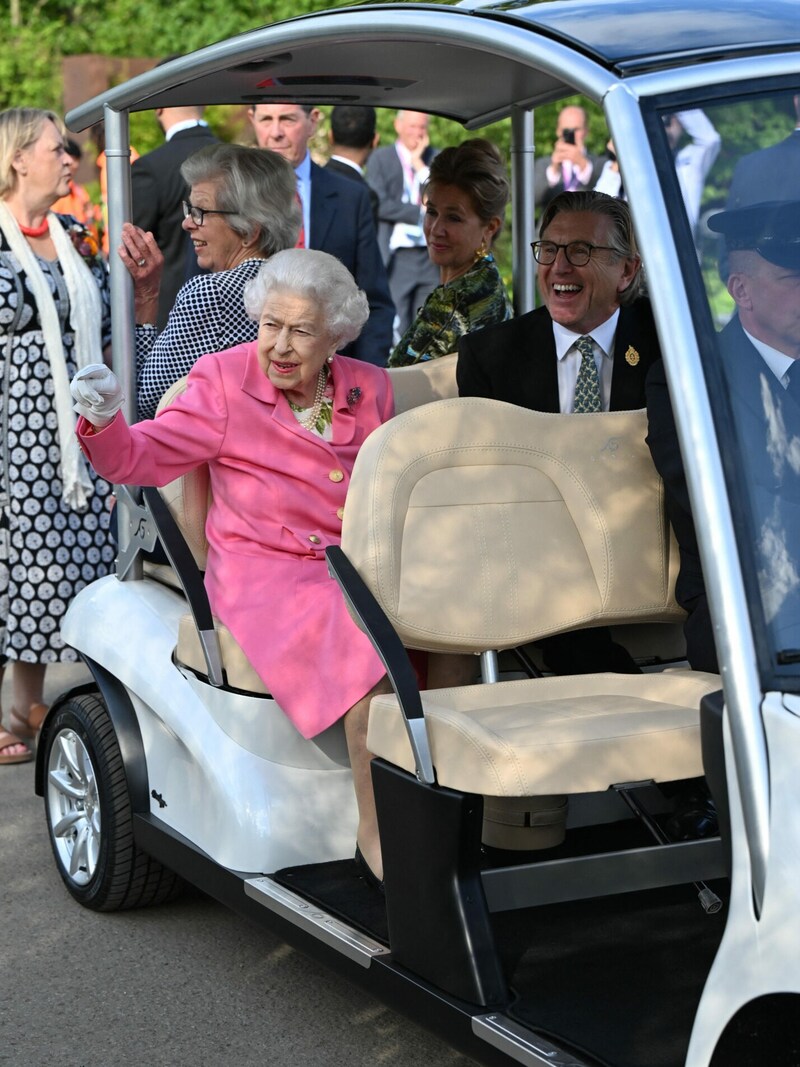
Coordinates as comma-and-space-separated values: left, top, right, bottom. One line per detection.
553, 310, 621, 413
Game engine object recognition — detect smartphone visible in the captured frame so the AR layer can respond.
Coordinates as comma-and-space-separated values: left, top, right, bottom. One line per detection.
561, 128, 576, 145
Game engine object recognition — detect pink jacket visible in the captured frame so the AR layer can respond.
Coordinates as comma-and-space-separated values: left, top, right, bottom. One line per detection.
79, 343, 394, 737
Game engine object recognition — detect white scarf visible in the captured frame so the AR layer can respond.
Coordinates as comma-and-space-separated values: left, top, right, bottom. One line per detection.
0, 200, 104, 511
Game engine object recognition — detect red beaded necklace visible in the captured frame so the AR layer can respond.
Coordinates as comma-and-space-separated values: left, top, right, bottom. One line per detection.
18, 217, 50, 239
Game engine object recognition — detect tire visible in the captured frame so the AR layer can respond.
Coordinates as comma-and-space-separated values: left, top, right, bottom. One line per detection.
43, 691, 183, 911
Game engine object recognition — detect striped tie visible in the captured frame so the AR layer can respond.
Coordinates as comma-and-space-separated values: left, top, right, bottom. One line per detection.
573, 336, 602, 413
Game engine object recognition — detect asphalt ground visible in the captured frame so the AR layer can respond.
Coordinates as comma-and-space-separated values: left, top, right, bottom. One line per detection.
1, 662, 476, 1067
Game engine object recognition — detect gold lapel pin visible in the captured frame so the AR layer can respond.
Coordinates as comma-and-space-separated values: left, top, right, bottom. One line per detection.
625, 345, 640, 367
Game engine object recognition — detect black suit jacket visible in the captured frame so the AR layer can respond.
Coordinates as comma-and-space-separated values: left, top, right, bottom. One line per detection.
131, 124, 219, 330
457, 298, 661, 412
309, 161, 394, 366
646, 316, 800, 671
325, 157, 379, 225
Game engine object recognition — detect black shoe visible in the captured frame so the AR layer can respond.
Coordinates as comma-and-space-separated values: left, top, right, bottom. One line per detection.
663, 790, 719, 841
354, 845, 384, 894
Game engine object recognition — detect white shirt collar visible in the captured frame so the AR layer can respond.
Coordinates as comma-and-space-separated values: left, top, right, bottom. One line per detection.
743, 325, 797, 387
164, 119, 208, 141
294, 151, 312, 183
553, 308, 621, 361
330, 154, 363, 175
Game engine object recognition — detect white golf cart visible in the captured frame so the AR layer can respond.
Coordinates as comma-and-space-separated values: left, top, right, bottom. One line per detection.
35, 2, 800, 1064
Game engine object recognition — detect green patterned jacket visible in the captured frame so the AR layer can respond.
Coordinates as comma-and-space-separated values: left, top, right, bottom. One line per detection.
388, 254, 512, 367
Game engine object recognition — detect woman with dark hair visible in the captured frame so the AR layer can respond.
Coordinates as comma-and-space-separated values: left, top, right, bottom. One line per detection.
388, 138, 512, 367
119, 142, 300, 419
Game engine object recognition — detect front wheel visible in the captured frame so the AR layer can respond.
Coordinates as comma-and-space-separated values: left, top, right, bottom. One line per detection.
43, 691, 183, 911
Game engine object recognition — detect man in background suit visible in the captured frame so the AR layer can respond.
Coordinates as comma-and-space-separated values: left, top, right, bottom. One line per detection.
248, 102, 393, 366
326, 105, 380, 225
367, 110, 441, 339
459, 190, 660, 674
131, 104, 217, 329
647, 199, 800, 670
534, 105, 602, 216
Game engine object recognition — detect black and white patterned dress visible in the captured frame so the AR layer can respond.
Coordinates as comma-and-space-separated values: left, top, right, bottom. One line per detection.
135, 258, 266, 420
0, 217, 115, 664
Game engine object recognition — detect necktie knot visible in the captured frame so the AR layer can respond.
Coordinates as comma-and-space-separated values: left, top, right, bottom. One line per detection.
573, 335, 602, 413
786, 360, 800, 404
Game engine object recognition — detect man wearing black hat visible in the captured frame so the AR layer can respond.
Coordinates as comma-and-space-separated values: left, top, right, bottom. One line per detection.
646, 200, 800, 671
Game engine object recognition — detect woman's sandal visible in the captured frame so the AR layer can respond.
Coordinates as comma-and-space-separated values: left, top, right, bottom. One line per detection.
9, 703, 48, 740
0, 727, 33, 765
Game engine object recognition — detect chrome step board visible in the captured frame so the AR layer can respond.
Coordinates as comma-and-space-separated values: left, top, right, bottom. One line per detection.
244, 876, 390, 967
473, 1013, 592, 1067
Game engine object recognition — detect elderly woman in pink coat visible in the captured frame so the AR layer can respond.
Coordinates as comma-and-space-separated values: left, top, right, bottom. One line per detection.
71, 248, 394, 890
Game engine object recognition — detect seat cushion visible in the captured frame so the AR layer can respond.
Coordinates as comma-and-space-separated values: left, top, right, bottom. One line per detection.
367, 669, 721, 796
177, 612, 269, 694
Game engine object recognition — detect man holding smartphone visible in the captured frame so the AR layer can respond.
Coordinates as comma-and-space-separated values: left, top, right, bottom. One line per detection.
534, 105, 601, 214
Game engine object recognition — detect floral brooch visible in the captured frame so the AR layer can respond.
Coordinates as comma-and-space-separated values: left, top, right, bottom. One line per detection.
347, 386, 362, 410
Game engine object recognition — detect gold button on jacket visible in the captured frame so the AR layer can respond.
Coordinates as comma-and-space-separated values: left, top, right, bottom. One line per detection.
328, 469, 344, 483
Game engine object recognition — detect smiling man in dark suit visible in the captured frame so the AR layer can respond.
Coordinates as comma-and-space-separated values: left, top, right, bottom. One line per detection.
458, 190, 661, 673
458, 190, 659, 412
248, 102, 394, 366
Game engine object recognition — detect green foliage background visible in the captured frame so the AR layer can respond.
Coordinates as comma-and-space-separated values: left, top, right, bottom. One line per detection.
2, 0, 794, 294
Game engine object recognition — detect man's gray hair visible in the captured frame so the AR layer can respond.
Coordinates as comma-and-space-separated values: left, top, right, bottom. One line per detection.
244, 249, 370, 349
181, 143, 300, 257
539, 190, 644, 304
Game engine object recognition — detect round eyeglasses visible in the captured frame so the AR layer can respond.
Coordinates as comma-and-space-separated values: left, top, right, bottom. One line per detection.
182, 200, 237, 227
531, 240, 618, 266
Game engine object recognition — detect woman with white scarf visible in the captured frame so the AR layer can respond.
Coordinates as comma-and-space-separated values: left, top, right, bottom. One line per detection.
0, 108, 114, 765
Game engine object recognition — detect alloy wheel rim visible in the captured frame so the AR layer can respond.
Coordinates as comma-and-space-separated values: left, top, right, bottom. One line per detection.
46, 729, 101, 886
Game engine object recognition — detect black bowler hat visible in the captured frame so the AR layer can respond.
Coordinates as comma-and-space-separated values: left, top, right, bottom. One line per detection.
708, 200, 800, 270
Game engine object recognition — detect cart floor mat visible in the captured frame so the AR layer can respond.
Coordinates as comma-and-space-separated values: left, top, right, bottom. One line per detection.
500, 881, 729, 1067
273, 858, 389, 943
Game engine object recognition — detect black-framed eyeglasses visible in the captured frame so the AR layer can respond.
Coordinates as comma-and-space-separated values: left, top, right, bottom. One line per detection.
530, 240, 618, 266
182, 200, 237, 226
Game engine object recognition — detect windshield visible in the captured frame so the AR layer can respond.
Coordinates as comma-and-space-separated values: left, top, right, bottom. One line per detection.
654, 85, 800, 678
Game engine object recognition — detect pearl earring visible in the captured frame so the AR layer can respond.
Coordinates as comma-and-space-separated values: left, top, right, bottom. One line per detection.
327, 355, 334, 363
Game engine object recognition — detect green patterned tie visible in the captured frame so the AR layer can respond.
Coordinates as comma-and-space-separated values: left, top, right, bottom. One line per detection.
573, 335, 601, 413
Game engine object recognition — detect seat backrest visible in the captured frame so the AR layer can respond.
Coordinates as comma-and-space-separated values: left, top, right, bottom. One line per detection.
155, 377, 210, 570
387, 353, 458, 414
341, 397, 683, 653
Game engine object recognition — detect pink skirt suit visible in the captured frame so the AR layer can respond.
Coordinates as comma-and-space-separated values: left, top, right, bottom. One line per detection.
78, 342, 394, 738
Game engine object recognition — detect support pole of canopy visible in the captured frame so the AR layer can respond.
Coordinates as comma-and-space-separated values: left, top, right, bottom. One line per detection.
103, 104, 142, 581
511, 105, 536, 314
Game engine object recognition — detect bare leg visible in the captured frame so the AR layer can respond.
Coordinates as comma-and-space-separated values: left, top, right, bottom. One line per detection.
12, 661, 47, 724
0, 662, 31, 759
343, 675, 392, 881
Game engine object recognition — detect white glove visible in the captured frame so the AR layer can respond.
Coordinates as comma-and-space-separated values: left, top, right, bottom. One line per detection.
71, 364, 124, 427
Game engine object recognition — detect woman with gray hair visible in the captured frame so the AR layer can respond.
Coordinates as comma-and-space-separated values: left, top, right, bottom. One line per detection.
72, 248, 394, 889
119, 142, 300, 419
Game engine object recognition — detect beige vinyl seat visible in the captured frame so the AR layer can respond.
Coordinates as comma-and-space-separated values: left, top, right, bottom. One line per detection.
331, 397, 721, 844
148, 355, 459, 690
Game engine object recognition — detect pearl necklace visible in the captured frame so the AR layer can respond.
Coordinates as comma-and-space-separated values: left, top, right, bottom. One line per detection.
289, 366, 330, 431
